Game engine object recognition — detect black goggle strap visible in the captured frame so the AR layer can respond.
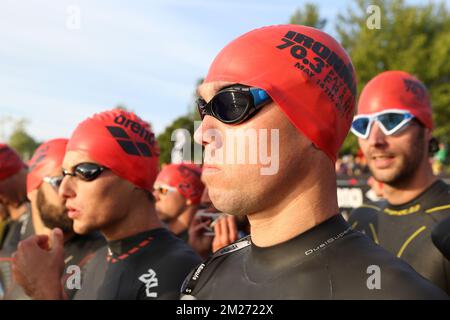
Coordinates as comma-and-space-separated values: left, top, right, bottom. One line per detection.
197, 98, 209, 119
181, 235, 251, 296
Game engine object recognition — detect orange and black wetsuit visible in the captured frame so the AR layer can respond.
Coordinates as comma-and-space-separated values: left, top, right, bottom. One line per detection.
73, 228, 201, 300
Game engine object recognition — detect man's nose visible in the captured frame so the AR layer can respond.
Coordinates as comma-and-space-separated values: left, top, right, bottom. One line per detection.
367, 122, 388, 148
194, 116, 223, 149
58, 176, 75, 199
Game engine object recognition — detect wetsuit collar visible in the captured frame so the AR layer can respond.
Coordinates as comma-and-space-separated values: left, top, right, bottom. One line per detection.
384, 179, 448, 215
248, 214, 351, 274
107, 228, 168, 258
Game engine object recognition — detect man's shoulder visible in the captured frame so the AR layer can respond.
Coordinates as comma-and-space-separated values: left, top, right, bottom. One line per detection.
423, 180, 450, 218
348, 202, 384, 229
181, 236, 251, 298
126, 231, 202, 287
154, 238, 202, 276
329, 232, 449, 299
140, 229, 201, 265
65, 233, 106, 261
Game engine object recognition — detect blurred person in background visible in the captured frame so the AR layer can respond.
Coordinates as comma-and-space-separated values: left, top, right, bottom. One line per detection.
0, 144, 33, 255
0, 204, 8, 245
365, 176, 384, 203
188, 187, 249, 259
348, 71, 450, 294
153, 163, 204, 242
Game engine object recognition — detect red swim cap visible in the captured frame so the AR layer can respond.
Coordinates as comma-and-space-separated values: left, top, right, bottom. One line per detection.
156, 163, 204, 205
66, 109, 160, 193
0, 144, 26, 181
205, 24, 357, 162
357, 70, 433, 129
27, 139, 68, 194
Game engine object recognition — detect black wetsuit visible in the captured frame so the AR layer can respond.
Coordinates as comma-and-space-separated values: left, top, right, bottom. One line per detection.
432, 216, 450, 260
0, 209, 34, 299
176, 229, 189, 243
0, 209, 34, 255
0, 232, 106, 300
181, 214, 448, 299
348, 180, 450, 294
74, 228, 201, 300
62, 232, 106, 299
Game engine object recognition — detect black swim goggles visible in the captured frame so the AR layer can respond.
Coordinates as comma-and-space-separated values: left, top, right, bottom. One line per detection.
62, 162, 106, 182
196, 85, 272, 124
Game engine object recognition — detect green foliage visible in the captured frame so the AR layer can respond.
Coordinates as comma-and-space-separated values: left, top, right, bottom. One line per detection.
337, 0, 450, 152
156, 115, 197, 165
157, 78, 204, 165
8, 120, 39, 160
290, 3, 327, 29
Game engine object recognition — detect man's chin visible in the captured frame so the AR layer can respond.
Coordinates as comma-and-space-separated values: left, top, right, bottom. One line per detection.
372, 169, 400, 185
73, 221, 92, 235
156, 213, 170, 223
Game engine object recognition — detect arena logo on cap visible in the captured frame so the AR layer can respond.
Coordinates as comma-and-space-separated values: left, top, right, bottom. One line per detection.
177, 165, 201, 179
106, 114, 157, 158
276, 30, 356, 118
403, 78, 426, 101
29, 145, 50, 171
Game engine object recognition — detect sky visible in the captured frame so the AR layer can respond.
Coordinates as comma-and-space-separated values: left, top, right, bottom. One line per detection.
0, 0, 446, 142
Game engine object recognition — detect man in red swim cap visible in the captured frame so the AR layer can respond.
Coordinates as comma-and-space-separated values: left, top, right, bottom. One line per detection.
182, 25, 447, 299
0, 144, 33, 255
4, 139, 105, 300
348, 71, 450, 294
12, 109, 201, 300
153, 163, 204, 242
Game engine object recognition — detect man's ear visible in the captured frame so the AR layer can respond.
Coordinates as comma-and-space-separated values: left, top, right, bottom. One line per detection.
27, 189, 38, 203
429, 136, 440, 156
425, 127, 433, 141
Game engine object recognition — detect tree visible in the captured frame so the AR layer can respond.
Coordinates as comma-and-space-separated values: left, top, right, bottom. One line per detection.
8, 119, 40, 160
156, 115, 198, 165
290, 3, 327, 29
157, 78, 204, 165
115, 104, 130, 111
336, 0, 450, 154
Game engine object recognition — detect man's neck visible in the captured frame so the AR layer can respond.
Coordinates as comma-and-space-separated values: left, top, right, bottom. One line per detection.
384, 161, 437, 205
168, 206, 196, 236
102, 201, 163, 241
248, 163, 339, 247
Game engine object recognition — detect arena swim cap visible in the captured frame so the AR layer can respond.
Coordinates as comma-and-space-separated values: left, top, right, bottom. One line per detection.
27, 139, 68, 194
66, 109, 160, 193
